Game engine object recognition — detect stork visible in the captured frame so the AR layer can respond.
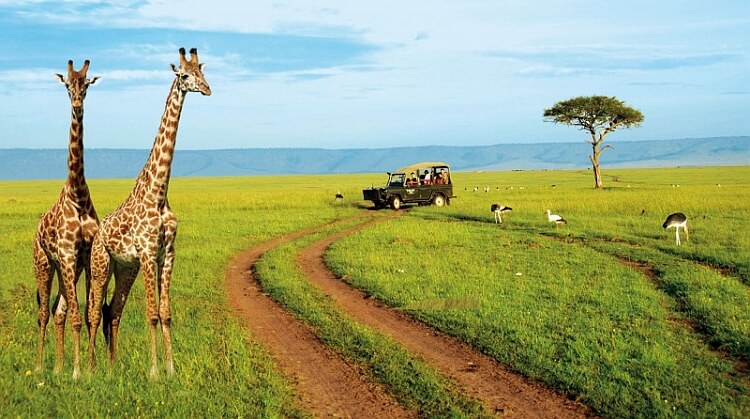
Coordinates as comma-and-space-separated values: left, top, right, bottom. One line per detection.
335, 190, 344, 203
545, 209, 566, 230
490, 204, 512, 223
662, 212, 689, 245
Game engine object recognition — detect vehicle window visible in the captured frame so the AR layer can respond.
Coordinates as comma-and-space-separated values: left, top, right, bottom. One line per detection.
389, 174, 405, 186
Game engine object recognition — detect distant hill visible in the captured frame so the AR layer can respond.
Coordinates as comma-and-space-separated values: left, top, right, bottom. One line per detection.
1, 136, 748, 180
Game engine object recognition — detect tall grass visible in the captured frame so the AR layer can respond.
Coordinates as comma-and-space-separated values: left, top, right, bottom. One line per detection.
327, 166, 750, 418
253, 217, 488, 418
0, 175, 361, 417
2, 166, 749, 417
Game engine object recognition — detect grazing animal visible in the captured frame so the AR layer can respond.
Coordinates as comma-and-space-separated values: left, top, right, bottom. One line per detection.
662, 212, 689, 245
545, 209, 567, 230
87, 48, 211, 378
34, 60, 99, 379
490, 204, 512, 223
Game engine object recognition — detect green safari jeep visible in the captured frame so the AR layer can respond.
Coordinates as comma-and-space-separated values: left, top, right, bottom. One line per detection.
362, 161, 454, 210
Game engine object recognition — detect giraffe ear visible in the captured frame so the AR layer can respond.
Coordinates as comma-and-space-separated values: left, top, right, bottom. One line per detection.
170, 63, 179, 74
199, 63, 206, 72
89, 76, 101, 85
55, 73, 66, 85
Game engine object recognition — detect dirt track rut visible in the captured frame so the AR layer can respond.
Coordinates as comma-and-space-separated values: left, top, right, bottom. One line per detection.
227, 212, 593, 418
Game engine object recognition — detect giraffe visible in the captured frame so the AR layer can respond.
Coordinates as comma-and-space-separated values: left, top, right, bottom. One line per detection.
33, 60, 100, 379
87, 48, 210, 378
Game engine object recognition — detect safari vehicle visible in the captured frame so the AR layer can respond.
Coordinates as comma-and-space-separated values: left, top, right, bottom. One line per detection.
362, 161, 454, 210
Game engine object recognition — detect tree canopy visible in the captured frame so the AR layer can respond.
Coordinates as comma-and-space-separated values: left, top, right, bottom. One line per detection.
543, 95, 644, 189
543, 95, 644, 142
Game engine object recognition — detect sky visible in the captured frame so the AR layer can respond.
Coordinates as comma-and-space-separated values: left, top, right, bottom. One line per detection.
0, 0, 748, 150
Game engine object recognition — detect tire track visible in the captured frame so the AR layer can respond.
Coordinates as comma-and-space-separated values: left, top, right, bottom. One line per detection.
226, 212, 415, 418
297, 219, 595, 418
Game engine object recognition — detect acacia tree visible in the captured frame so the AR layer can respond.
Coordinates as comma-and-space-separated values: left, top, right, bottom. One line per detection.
544, 96, 644, 189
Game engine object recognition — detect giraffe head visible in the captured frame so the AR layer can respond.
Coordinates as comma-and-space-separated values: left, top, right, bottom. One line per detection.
170, 48, 211, 96
55, 60, 100, 109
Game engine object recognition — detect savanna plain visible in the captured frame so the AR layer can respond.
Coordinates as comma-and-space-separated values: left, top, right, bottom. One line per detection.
1, 166, 749, 418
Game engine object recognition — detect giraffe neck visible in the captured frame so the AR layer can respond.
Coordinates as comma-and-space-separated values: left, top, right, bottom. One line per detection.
132, 78, 186, 204
66, 105, 89, 201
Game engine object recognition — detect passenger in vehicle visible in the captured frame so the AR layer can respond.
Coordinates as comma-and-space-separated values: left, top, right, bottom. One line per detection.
435, 168, 448, 185
421, 169, 432, 185
407, 172, 419, 186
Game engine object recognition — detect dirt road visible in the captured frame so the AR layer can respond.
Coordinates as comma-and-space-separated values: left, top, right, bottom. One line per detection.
226, 212, 594, 417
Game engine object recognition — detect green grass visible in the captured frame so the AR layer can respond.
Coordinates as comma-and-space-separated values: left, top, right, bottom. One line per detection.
2, 166, 749, 417
0, 174, 362, 418
253, 216, 488, 418
327, 166, 750, 418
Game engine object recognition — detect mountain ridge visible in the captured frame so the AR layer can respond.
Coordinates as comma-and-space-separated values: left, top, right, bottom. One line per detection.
1, 136, 747, 180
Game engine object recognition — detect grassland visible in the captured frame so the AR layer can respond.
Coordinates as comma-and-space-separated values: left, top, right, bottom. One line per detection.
0, 175, 359, 417
1, 166, 749, 417
327, 166, 750, 418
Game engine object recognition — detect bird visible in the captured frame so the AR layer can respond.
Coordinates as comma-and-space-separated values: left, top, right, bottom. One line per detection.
545, 209, 567, 229
490, 204, 512, 223
335, 191, 344, 202
640, 209, 646, 216
662, 212, 689, 245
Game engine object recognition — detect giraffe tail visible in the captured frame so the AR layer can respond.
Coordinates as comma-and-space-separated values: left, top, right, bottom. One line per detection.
36, 291, 41, 326
102, 300, 112, 344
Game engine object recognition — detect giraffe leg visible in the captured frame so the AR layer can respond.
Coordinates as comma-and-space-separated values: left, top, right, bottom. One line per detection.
51, 291, 67, 374
158, 246, 176, 376
81, 248, 93, 339
87, 238, 111, 373
139, 257, 161, 379
33, 240, 54, 373
59, 254, 83, 379
107, 264, 138, 374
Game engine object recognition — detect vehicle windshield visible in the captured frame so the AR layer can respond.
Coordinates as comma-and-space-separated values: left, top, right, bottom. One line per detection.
388, 173, 405, 186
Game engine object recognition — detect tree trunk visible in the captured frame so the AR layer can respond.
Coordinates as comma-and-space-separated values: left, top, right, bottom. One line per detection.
590, 143, 603, 189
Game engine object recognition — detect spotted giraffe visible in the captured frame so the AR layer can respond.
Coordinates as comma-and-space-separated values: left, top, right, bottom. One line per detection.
87, 48, 211, 378
34, 60, 100, 379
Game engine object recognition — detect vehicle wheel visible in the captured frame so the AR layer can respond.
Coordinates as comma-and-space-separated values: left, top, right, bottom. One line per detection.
389, 196, 402, 210
432, 194, 446, 207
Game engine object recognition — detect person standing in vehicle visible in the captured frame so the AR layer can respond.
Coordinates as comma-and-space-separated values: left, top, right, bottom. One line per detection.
407, 172, 419, 186
422, 169, 432, 185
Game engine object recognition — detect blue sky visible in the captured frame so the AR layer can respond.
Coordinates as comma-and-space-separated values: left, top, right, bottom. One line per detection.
1, 0, 748, 150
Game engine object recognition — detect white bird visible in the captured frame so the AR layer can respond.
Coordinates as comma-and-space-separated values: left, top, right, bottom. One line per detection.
545, 209, 567, 229
490, 204, 512, 223
663, 212, 689, 245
